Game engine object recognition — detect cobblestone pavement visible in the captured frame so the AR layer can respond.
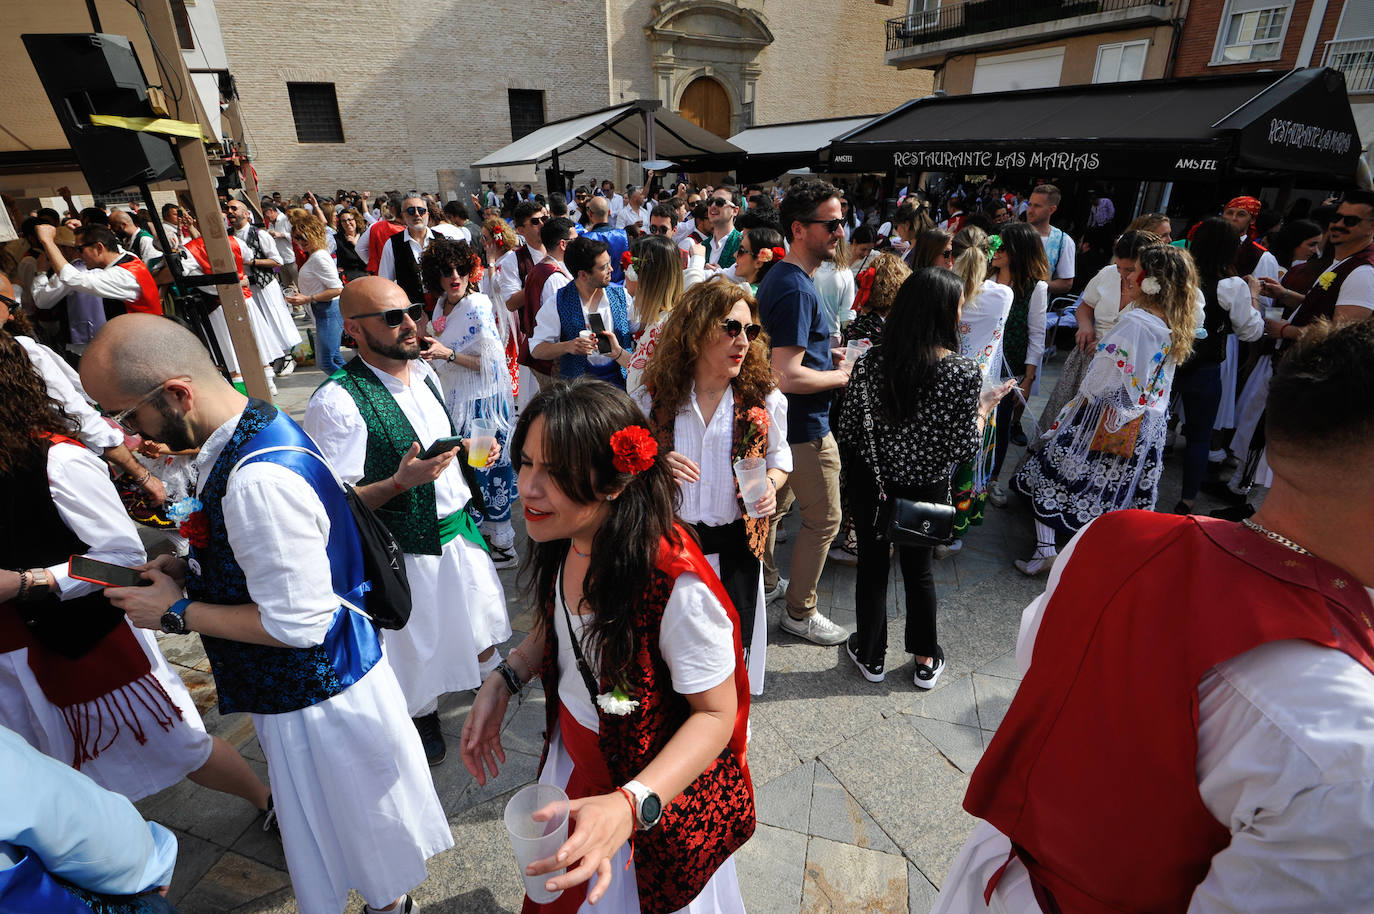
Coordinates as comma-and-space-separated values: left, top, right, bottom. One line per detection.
138, 346, 1232, 913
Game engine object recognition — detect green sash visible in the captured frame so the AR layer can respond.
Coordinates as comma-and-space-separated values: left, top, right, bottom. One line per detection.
439, 507, 489, 552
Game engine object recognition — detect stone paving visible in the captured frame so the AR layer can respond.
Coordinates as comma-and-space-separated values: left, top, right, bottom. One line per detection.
136, 345, 1224, 913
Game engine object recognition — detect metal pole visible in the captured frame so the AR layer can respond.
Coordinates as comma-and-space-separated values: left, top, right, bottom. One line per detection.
85, 0, 102, 31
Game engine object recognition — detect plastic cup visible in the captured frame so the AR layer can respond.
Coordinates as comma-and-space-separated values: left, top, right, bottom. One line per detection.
468, 418, 498, 468
843, 338, 872, 368
733, 457, 772, 518
504, 783, 569, 903
1264, 306, 1284, 321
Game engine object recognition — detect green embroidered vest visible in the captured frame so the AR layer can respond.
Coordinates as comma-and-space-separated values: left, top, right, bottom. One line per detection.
324, 356, 481, 555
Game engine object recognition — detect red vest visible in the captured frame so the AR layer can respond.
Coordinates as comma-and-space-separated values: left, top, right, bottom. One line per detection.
184, 236, 251, 300
519, 260, 563, 373
966, 511, 1374, 913
536, 529, 755, 914
111, 253, 162, 315
365, 220, 404, 275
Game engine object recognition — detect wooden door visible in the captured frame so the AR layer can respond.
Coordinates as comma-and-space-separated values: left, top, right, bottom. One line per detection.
679, 77, 731, 139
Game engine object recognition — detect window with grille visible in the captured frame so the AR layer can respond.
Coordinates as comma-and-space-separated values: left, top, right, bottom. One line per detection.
508, 89, 546, 141
1213, 0, 1292, 63
288, 83, 345, 144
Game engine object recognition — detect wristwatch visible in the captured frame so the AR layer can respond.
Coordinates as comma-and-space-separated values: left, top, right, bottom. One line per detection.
622, 779, 662, 830
161, 597, 192, 635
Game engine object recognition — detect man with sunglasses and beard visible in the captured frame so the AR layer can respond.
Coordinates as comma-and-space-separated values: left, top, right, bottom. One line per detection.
1213, 190, 1374, 512
704, 187, 743, 270
87, 313, 451, 914
378, 192, 464, 307
304, 277, 511, 767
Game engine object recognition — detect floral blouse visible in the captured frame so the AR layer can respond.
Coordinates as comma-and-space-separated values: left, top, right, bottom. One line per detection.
836, 348, 982, 488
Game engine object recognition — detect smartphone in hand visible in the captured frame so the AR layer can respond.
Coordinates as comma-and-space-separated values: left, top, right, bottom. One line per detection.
69, 555, 151, 588
418, 435, 465, 460
586, 313, 614, 354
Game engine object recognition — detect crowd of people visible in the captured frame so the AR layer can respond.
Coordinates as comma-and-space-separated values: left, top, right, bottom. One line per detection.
2, 167, 1373, 914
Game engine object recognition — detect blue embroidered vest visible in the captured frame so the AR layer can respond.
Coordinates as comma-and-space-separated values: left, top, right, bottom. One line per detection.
556, 283, 631, 387
0, 847, 157, 914
187, 400, 382, 715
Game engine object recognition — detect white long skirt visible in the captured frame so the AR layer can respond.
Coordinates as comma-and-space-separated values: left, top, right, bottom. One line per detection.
208, 292, 280, 373
1227, 355, 1274, 489
251, 279, 303, 356
254, 653, 453, 914
1212, 335, 1240, 431
386, 534, 511, 716
930, 820, 1039, 914
0, 621, 212, 801
699, 552, 767, 696
536, 725, 746, 914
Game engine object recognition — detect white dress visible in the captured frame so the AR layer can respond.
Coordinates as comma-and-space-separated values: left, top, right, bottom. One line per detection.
540, 568, 747, 913
0, 442, 212, 802
193, 415, 453, 914
932, 522, 1374, 914
236, 224, 302, 357
430, 291, 515, 441
304, 357, 511, 715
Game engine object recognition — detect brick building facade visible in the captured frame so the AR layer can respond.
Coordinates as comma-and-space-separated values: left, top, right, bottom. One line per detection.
222, 0, 933, 195
1171, 0, 1342, 78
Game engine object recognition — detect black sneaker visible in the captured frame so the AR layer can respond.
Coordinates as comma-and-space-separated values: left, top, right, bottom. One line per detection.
845, 635, 885, 683
260, 793, 280, 836
913, 646, 946, 691
413, 712, 447, 766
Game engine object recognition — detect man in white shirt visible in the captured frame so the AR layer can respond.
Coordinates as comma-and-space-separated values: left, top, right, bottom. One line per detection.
261, 202, 297, 289
32, 224, 161, 317
106, 209, 161, 268
89, 314, 452, 914
615, 185, 653, 232
304, 278, 511, 767
494, 200, 548, 315
518, 217, 576, 391
530, 236, 634, 386
1026, 184, 1074, 296
159, 203, 187, 255
933, 318, 1374, 914
704, 188, 743, 270
227, 199, 301, 374
601, 179, 624, 218
378, 192, 463, 305
440, 199, 473, 243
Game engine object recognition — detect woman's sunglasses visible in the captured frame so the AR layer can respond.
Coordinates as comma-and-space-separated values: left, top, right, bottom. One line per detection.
721, 319, 761, 340
353, 303, 425, 327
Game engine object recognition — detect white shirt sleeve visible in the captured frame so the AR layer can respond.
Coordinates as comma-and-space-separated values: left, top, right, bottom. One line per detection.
355, 226, 372, 263
376, 235, 397, 281
1218, 277, 1263, 343
495, 249, 522, 308
533, 281, 569, 347
1026, 281, 1048, 368
257, 229, 285, 266
18, 337, 123, 452
1335, 264, 1374, 313
29, 271, 70, 310
47, 443, 146, 598
297, 250, 341, 299
657, 571, 736, 695
1055, 234, 1076, 280
56, 262, 140, 300
683, 251, 707, 290
302, 384, 369, 484
764, 389, 793, 473
222, 462, 341, 648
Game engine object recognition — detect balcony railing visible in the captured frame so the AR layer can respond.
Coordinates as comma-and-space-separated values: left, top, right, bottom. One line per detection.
886, 0, 1170, 54
1323, 37, 1374, 94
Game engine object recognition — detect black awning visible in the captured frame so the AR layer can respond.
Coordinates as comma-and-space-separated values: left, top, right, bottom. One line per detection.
828, 69, 1362, 183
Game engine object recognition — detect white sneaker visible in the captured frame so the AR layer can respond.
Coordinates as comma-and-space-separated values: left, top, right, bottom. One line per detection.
488, 543, 519, 570
278, 355, 296, 376
987, 483, 1009, 508
364, 894, 417, 914
780, 609, 848, 646
266, 375, 278, 397
764, 577, 788, 604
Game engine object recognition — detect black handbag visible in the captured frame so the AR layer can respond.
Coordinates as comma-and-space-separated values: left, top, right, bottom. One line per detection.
859, 370, 956, 548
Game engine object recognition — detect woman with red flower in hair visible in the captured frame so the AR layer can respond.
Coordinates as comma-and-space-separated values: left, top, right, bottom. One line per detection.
462, 378, 755, 914
638, 281, 789, 694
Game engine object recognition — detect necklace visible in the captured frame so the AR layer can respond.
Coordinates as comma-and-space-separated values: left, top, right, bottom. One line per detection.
1241, 518, 1312, 556
570, 541, 591, 558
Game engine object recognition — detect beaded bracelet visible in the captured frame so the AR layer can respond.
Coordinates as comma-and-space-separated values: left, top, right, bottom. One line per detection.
495, 660, 523, 696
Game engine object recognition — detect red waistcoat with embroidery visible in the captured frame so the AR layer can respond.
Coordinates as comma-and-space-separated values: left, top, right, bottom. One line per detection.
536, 529, 755, 914
965, 510, 1374, 914
111, 253, 162, 314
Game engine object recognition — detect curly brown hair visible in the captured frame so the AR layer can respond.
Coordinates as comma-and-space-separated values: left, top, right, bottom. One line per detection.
483, 217, 517, 252
642, 281, 774, 420
0, 330, 78, 475
419, 237, 479, 297
864, 252, 911, 317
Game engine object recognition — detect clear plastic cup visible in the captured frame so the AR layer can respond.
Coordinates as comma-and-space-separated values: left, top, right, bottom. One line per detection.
467, 418, 499, 468
733, 457, 772, 518
1264, 306, 1284, 321
503, 783, 569, 903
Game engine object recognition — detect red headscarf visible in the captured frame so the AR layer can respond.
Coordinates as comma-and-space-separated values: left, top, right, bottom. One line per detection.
1225, 196, 1261, 217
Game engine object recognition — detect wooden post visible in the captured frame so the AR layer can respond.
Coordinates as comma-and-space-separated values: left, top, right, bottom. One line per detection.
137, 0, 270, 400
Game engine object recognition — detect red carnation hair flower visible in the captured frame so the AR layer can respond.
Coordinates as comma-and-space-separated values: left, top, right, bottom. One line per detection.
620, 250, 634, 268
771, 246, 786, 261
609, 425, 658, 475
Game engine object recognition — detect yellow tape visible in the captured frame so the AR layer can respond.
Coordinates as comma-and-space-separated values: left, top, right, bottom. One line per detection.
89, 114, 212, 141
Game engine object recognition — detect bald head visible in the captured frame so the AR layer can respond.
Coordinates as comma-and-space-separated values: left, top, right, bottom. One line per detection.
339, 275, 409, 319
588, 197, 610, 224
108, 209, 134, 236
0, 272, 14, 302
81, 313, 222, 404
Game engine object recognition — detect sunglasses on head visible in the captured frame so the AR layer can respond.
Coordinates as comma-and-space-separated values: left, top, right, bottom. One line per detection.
1330, 213, 1369, 227
353, 303, 425, 327
721, 319, 761, 340
709, 198, 736, 209
803, 217, 845, 234
404, 206, 427, 216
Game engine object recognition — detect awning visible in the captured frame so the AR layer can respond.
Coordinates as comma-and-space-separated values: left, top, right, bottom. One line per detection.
728, 115, 881, 182
828, 68, 1362, 183
472, 100, 742, 172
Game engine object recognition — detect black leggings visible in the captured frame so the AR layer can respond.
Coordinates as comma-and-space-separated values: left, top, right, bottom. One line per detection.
991, 391, 1019, 481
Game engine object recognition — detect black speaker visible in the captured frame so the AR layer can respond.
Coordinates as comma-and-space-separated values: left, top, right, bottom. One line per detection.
22, 33, 184, 194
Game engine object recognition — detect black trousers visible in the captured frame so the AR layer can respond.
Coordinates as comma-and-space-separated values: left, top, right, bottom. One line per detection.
848, 475, 944, 664
692, 520, 759, 658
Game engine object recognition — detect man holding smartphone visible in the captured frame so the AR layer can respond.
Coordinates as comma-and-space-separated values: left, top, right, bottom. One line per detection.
304, 276, 511, 767
529, 236, 634, 388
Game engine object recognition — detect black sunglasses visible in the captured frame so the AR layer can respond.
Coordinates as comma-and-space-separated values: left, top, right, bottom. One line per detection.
404, 206, 427, 216
525, 216, 546, 226
354, 303, 425, 327
648, 224, 670, 235
803, 218, 845, 234
709, 198, 736, 209
721, 319, 761, 341
1330, 213, 1369, 227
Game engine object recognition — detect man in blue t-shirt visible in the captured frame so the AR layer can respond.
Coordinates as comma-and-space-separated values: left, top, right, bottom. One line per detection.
756, 181, 853, 647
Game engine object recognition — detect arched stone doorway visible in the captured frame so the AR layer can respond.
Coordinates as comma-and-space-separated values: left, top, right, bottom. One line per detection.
678, 76, 732, 139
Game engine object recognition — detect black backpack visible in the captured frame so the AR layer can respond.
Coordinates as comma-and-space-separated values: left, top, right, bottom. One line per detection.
231, 445, 412, 629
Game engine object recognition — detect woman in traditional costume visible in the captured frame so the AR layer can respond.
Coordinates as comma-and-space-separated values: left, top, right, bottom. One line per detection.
639, 280, 790, 694
461, 379, 755, 914
1012, 244, 1199, 574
